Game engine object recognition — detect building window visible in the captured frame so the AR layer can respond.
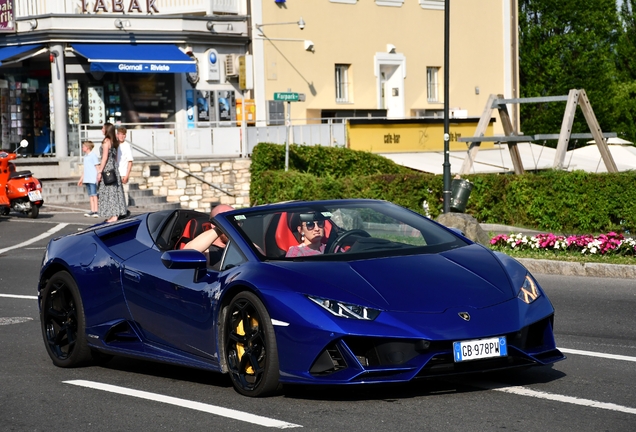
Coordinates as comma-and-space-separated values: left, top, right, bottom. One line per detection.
427, 67, 440, 102
419, 0, 444, 10
335, 64, 351, 103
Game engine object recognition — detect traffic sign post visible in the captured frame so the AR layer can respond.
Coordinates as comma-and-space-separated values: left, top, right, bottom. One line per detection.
274, 91, 305, 171
274, 92, 300, 102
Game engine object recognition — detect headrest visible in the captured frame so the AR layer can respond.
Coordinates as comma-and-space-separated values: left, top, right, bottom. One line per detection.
299, 212, 330, 223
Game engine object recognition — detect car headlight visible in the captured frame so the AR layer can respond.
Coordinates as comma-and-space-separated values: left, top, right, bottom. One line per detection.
307, 295, 381, 320
518, 274, 541, 304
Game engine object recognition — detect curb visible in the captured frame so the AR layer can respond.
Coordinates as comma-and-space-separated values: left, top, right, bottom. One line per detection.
517, 258, 636, 279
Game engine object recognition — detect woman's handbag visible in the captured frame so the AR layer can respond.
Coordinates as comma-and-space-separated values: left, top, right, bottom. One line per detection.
102, 146, 118, 185
102, 169, 117, 185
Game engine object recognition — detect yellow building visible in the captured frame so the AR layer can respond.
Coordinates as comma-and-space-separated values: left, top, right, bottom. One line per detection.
250, 0, 518, 149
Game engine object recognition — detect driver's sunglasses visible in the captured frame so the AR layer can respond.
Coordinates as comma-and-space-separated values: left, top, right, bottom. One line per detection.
304, 221, 325, 230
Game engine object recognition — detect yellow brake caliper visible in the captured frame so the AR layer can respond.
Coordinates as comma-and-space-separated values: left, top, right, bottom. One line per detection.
235, 315, 260, 375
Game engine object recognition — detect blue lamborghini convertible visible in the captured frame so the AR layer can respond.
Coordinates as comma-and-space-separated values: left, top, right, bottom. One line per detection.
38, 199, 564, 397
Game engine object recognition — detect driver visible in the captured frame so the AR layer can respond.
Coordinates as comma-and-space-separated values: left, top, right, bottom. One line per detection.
286, 213, 327, 257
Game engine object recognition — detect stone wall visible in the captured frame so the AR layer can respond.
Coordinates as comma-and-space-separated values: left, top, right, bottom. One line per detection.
129, 158, 252, 213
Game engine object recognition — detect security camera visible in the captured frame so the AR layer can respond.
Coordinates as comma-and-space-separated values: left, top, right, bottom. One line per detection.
298, 17, 305, 30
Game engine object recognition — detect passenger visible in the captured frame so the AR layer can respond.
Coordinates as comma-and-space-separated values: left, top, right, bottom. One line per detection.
184, 204, 234, 265
286, 214, 326, 257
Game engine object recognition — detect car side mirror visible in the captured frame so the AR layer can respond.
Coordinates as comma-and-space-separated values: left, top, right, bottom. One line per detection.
161, 250, 208, 283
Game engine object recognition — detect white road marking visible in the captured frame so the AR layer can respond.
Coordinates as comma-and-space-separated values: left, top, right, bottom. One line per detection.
64, 380, 302, 429
0, 317, 33, 325
0, 294, 38, 300
473, 381, 636, 415
560, 347, 636, 363
0, 223, 68, 255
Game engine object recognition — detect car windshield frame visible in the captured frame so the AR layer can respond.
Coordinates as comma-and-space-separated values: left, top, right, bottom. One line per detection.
222, 200, 469, 262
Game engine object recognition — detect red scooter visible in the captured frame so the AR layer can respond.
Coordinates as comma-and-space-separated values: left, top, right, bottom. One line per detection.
0, 140, 44, 218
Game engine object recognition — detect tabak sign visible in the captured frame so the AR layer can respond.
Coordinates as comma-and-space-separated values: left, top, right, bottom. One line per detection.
82, 0, 160, 14
0, 0, 15, 33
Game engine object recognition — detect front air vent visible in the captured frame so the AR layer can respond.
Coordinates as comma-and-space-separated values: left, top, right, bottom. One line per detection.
310, 343, 347, 375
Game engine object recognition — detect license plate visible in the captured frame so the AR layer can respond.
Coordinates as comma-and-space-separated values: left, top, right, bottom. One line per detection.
453, 336, 507, 362
28, 190, 42, 201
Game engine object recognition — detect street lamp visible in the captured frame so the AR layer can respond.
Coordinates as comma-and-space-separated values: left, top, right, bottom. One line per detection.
442, 1, 451, 214
255, 17, 305, 32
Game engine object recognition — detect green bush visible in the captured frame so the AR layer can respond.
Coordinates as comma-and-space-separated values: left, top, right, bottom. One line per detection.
250, 143, 408, 179
250, 143, 636, 233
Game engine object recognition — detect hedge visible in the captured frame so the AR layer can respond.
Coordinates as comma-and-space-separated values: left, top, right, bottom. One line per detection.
250, 143, 636, 234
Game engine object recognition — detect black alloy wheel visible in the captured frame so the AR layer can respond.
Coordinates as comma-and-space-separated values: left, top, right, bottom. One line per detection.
224, 291, 280, 397
40, 271, 92, 367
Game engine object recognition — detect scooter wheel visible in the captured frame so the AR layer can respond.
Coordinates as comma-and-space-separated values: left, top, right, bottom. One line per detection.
30, 205, 39, 219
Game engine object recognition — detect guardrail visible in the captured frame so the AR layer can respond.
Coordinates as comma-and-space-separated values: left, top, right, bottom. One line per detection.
77, 120, 347, 159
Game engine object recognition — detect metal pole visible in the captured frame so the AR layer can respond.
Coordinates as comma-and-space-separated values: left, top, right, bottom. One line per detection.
285, 100, 291, 171
50, 44, 68, 158
241, 90, 247, 157
442, 0, 451, 214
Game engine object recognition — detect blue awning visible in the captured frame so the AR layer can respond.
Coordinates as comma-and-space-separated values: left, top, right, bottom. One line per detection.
71, 43, 196, 74
0, 44, 44, 66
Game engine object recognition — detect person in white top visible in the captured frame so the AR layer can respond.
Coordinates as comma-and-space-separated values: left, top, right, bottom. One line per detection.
116, 126, 134, 206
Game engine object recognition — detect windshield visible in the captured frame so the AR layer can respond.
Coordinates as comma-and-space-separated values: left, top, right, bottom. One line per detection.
226, 200, 468, 260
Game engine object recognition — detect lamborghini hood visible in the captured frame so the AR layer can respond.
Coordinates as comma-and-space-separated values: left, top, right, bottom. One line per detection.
270, 244, 516, 313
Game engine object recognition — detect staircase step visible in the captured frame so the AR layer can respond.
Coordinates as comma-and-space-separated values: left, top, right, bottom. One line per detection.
41, 180, 180, 212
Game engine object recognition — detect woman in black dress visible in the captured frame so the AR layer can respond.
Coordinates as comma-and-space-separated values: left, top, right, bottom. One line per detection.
96, 124, 127, 222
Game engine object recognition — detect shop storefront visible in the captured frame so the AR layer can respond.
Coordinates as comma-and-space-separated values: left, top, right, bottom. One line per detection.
0, 1, 249, 162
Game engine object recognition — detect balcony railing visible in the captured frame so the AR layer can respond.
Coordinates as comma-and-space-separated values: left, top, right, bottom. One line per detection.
14, 0, 241, 17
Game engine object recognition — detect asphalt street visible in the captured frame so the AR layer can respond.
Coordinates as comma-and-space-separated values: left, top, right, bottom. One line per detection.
1, 207, 635, 431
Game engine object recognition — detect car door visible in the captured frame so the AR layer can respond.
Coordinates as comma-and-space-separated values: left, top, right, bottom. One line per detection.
121, 240, 247, 362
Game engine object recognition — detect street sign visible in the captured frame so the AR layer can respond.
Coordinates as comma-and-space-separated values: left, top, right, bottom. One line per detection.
274, 92, 305, 102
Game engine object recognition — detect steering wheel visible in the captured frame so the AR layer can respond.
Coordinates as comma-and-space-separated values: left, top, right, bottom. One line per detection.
328, 229, 371, 254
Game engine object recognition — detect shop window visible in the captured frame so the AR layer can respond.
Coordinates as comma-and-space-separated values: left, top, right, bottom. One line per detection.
0, 78, 50, 155
84, 74, 176, 126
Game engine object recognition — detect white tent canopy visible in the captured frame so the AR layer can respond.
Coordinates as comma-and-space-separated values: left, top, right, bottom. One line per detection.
381, 143, 557, 175
564, 144, 636, 173
586, 137, 633, 145
381, 142, 636, 175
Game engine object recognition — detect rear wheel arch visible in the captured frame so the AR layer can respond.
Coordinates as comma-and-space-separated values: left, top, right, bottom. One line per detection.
39, 263, 74, 297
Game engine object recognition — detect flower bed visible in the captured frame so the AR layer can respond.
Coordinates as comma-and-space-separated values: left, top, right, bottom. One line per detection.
490, 232, 636, 256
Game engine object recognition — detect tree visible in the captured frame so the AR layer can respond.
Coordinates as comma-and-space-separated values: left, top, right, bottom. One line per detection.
616, 0, 636, 80
613, 1, 636, 141
518, 0, 621, 146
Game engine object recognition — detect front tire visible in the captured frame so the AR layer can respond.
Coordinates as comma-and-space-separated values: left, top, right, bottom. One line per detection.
224, 291, 280, 397
40, 271, 92, 367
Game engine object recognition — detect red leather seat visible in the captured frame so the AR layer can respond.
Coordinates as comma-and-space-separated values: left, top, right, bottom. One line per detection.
175, 219, 213, 250
274, 212, 332, 254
